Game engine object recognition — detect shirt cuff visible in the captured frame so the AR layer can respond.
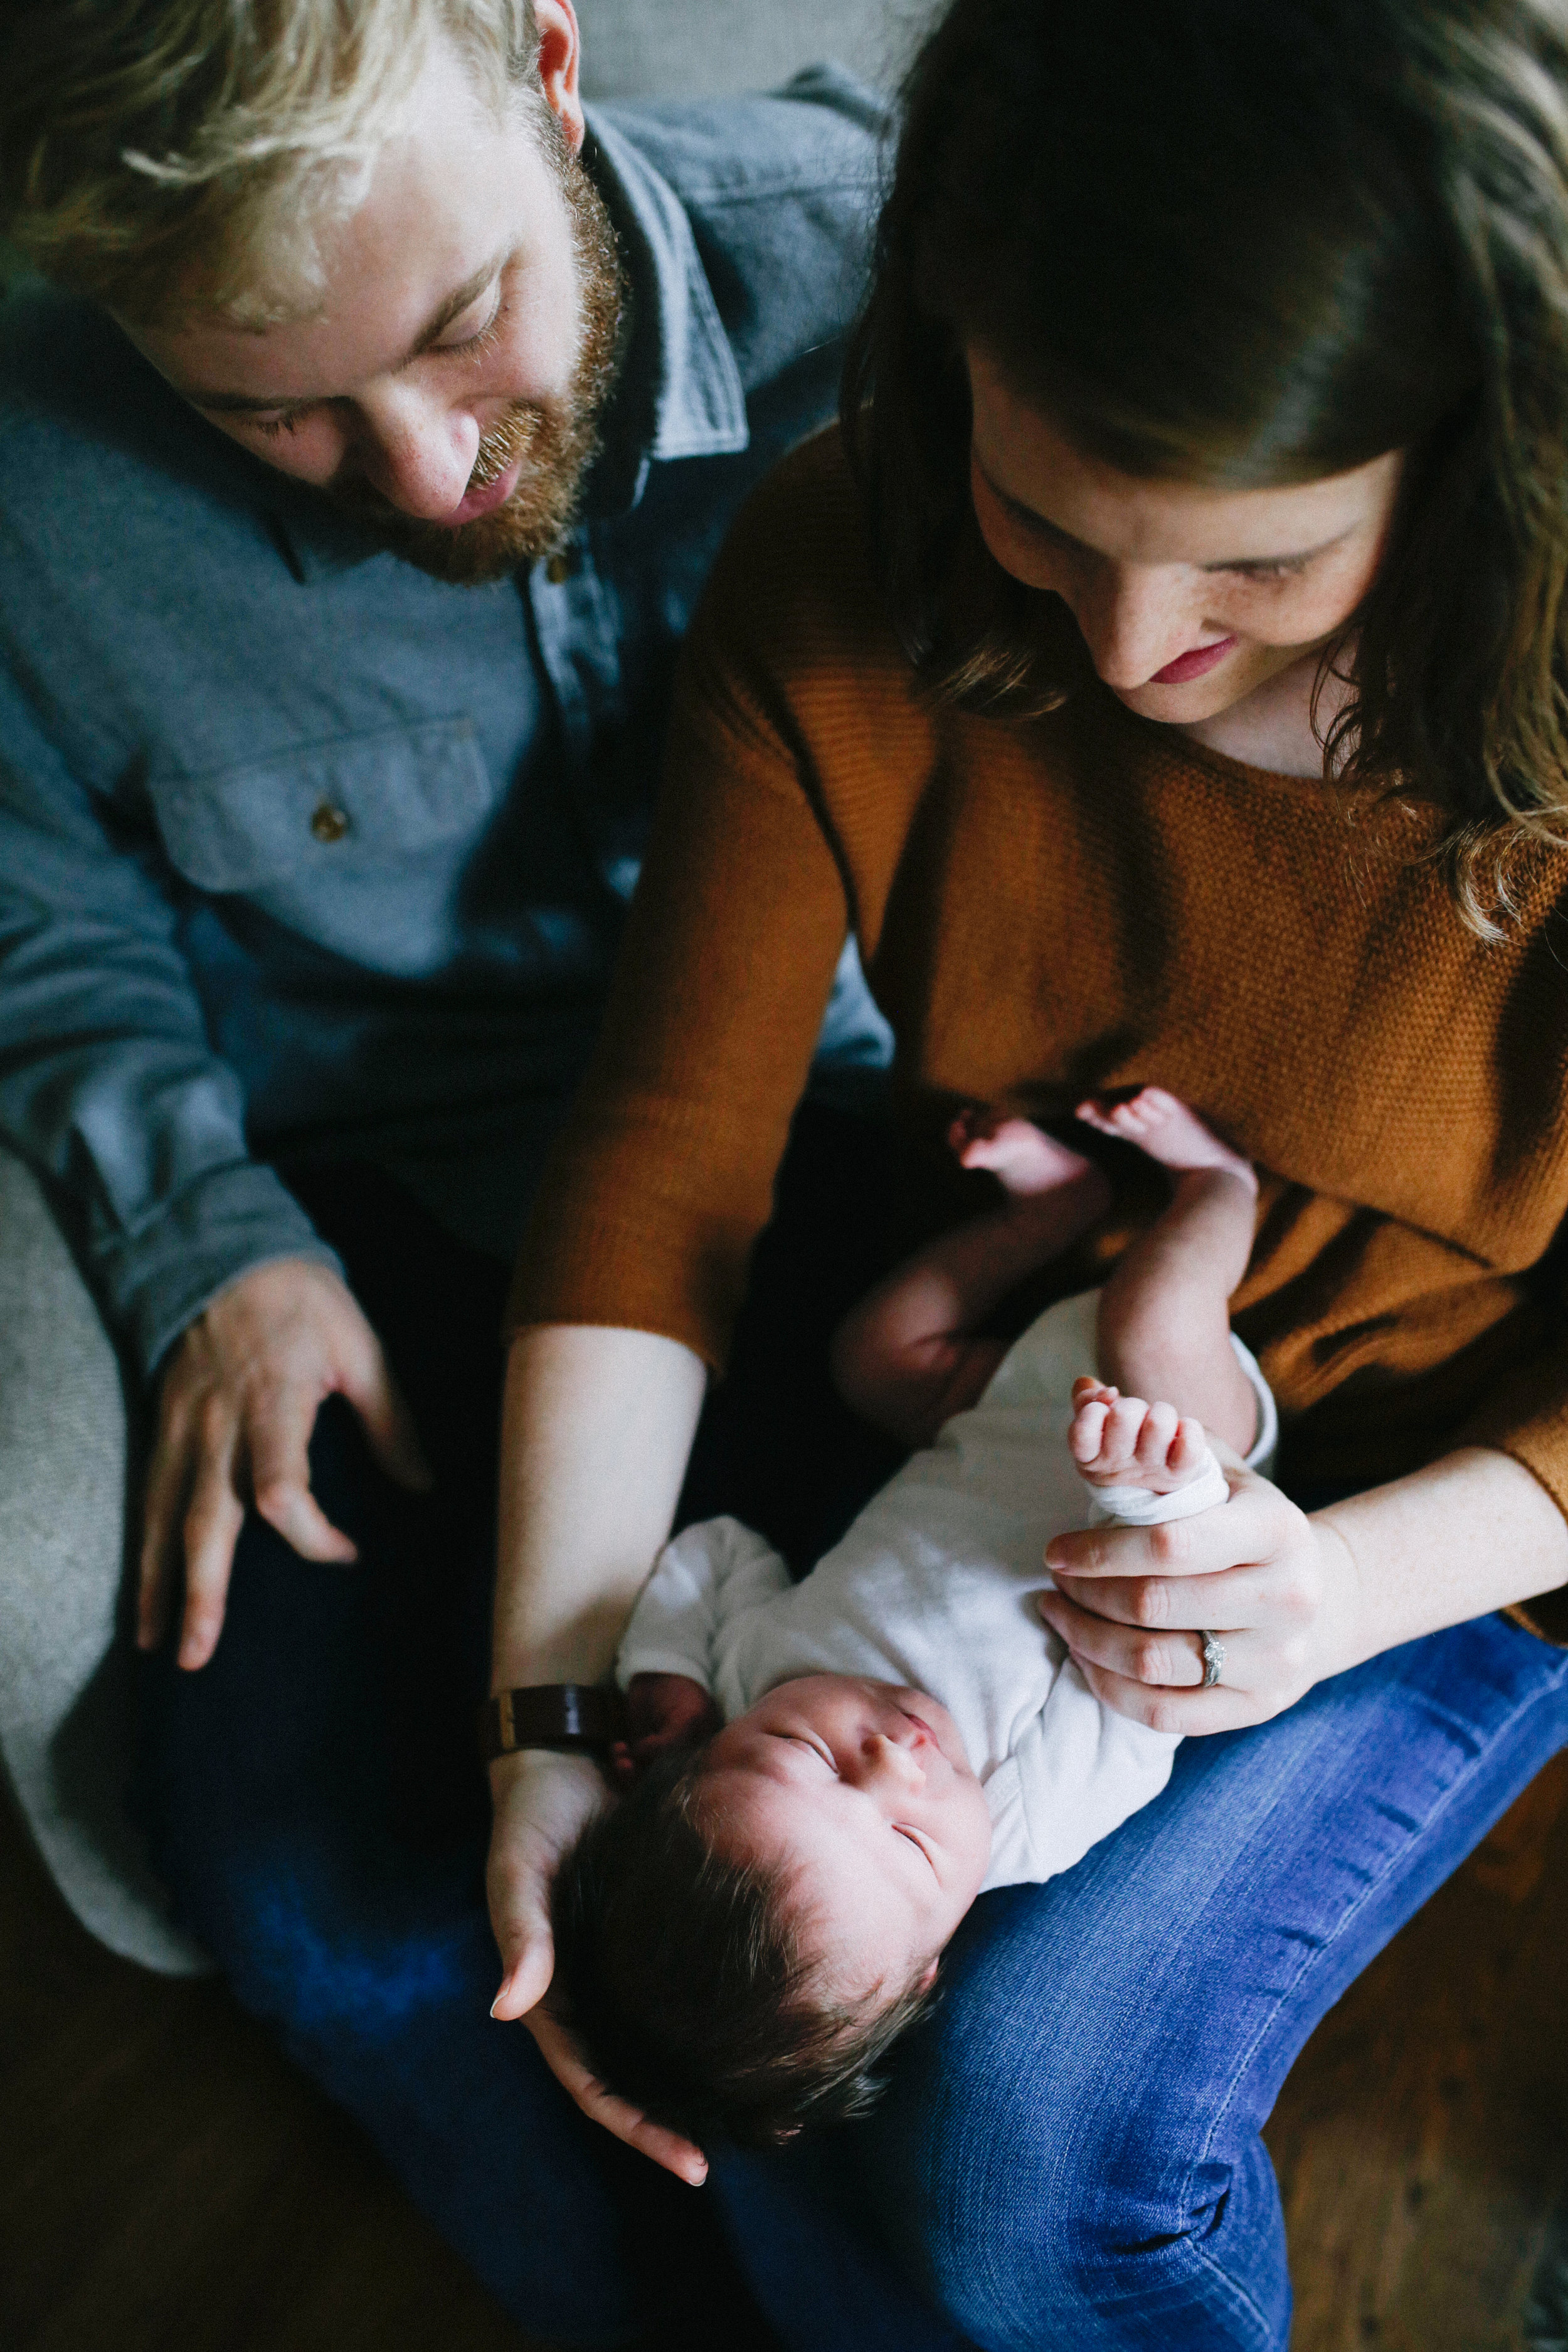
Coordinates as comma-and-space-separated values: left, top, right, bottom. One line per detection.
92, 1160, 345, 1379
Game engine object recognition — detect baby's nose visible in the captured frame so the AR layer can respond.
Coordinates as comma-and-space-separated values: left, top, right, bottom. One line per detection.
864, 1732, 926, 1789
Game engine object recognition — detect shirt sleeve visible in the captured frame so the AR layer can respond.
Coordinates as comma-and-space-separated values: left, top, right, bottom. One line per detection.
0, 670, 341, 1377
617, 1515, 793, 1689
507, 559, 858, 1367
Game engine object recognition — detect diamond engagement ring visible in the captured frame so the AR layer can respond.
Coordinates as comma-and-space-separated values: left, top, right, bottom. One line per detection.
1199, 1629, 1226, 1690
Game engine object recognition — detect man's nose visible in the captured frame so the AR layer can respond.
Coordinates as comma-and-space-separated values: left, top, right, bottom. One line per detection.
1070, 561, 1204, 689
352, 384, 482, 521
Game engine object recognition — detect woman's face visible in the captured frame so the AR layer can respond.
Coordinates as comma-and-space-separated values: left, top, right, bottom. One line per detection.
967, 345, 1405, 730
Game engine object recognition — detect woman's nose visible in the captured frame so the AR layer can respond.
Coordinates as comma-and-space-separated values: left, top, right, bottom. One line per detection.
1071, 562, 1202, 689
352, 384, 482, 521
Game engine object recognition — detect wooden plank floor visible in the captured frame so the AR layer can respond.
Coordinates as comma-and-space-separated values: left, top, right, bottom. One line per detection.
3, 1755, 1565, 2351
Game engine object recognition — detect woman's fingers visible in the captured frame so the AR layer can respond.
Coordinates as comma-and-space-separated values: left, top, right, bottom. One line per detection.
1046, 1465, 1298, 1586
1069, 1651, 1264, 1737
525, 2007, 709, 2186
1039, 1582, 1259, 1687
1041, 1554, 1296, 1635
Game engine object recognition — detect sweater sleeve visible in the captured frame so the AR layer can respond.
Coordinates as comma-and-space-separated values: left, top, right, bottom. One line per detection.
1458, 1349, 1568, 1643
506, 464, 871, 1367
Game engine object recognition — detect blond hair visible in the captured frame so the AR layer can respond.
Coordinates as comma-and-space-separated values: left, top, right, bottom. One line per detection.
0, 0, 541, 323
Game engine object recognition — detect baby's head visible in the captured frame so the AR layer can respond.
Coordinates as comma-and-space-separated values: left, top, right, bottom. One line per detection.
549, 1677, 993, 2146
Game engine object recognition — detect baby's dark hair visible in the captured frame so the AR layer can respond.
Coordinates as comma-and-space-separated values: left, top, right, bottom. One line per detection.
549, 1751, 940, 2148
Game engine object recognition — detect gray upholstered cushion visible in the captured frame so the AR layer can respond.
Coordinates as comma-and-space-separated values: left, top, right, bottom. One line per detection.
576, 0, 930, 99
0, 1146, 208, 1970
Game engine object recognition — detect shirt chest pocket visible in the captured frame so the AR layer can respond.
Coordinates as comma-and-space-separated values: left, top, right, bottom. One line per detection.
148, 718, 492, 893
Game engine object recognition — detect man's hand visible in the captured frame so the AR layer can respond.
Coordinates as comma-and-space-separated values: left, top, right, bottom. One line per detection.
137, 1256, 431, 1670
487, 1746, 710, 2186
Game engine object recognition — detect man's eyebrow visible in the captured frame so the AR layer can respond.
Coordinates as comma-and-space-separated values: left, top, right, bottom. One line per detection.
972, 452, 1353, 572
181, 254, 507, 413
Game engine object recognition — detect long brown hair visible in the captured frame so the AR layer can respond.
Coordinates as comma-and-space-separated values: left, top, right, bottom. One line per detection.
845, 0, 1568, 931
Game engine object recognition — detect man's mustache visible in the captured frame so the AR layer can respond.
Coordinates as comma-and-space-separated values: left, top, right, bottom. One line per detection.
329, 401, 546, 524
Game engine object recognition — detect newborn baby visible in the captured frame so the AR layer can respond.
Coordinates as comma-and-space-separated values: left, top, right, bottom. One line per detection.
550, 1091, 1276, 2148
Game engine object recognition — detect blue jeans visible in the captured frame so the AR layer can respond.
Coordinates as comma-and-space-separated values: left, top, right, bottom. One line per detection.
138, 1129, 1568, 2350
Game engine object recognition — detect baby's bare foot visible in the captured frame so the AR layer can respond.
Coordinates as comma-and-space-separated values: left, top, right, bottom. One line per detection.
950, 1108, 1098, 1198
1068, 1374, 1212, 1494
1074, 1088, 1257, 1195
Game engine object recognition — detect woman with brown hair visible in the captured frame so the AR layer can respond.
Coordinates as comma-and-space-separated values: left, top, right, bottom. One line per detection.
489, 1, 1568, 2341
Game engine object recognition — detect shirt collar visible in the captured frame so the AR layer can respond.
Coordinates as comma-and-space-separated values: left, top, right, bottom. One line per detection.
272, 109, 748, 581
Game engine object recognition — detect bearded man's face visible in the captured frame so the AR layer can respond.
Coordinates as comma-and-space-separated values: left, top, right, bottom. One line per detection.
127, 24, 627, 586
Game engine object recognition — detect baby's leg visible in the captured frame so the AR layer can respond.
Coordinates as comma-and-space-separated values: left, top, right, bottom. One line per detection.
1074, 1088, 1258, 1454
831, 1112, 1110, 1448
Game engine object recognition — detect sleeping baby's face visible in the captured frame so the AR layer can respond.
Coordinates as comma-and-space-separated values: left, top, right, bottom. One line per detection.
692, 1676, 993, 2002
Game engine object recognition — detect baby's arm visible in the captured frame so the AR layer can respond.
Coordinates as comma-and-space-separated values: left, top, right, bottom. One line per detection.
830, 1112, 1110, 1448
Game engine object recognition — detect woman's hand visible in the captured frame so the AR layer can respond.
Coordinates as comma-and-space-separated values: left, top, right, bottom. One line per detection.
486, 1747, 710, 2186
137, 1257, 432, 1670
1037, 1455, 1361, 1732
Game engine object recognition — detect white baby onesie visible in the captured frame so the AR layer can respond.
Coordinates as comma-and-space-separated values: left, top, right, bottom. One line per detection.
619, 1286, 1277, 1894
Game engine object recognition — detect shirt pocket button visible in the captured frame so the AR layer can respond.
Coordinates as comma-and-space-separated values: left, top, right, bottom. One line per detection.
310, 800, 350, 843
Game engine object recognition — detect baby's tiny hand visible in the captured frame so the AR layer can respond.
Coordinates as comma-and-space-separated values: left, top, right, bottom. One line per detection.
612, 1673, 721, 1786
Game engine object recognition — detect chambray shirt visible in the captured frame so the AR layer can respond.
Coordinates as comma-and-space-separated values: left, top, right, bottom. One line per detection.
0, 72, 893, 1377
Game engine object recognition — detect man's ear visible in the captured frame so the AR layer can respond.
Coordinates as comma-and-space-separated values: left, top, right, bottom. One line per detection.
536, 0, 586, 151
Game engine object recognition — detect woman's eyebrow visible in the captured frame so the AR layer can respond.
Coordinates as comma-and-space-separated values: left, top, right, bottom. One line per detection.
971, 452, 1353, 572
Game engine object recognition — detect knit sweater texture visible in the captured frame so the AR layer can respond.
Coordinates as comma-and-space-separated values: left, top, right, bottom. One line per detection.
511, 428, 1568, 1644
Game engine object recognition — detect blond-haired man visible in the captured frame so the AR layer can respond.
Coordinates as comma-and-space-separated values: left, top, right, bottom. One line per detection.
0, 3, 891, 2336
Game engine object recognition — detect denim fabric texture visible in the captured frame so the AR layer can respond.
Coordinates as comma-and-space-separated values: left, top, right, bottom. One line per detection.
0, 70, 891, 1376
139, 1118, 1568, 2351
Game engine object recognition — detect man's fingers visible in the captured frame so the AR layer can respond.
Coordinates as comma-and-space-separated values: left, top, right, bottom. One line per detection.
248, 1388, 358, 1563
342, 1350, 433, 1494
137, 1420, 193, 1650
525, 2008, 709, 2186
177, 1414, 245, 1669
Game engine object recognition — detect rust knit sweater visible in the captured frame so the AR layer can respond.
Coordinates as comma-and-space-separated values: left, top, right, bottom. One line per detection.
511, 428, 1568, 1641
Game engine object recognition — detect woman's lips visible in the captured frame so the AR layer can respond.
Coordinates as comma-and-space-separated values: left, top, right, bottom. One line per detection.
1150, 635, 1236, 686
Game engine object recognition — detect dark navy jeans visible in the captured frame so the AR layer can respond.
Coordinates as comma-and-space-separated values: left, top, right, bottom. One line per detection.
138, 1113, 1568, 2351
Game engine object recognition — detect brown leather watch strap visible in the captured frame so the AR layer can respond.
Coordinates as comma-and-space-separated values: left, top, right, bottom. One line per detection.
481, 1683, 627, 1762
